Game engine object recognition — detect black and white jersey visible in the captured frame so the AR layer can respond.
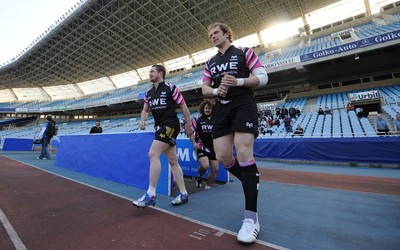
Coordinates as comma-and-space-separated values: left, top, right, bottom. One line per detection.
203, 45, 263, 102
144, 81, 185, 127
191, 114, 214, 152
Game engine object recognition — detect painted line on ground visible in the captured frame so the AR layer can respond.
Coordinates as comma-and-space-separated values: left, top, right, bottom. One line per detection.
0, 208, 27, 250
1, 155, 289, 250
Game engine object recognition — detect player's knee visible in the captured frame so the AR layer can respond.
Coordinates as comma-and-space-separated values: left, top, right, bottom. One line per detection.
216, 154, 231, 167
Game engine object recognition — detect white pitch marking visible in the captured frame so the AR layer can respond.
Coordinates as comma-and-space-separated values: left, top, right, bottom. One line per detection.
194, 231, 206, 237
189, 234, 202, 240
0, 208, 28, 250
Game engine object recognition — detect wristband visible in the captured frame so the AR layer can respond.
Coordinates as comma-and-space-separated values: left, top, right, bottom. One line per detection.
236, 78, 244, 86
212, 88, 219, 96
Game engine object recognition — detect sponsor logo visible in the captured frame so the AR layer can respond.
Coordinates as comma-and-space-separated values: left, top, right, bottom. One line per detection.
246, 122, 254, 128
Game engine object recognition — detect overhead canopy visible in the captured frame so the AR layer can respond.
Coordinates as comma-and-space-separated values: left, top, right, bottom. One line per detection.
0, 0, 339, 90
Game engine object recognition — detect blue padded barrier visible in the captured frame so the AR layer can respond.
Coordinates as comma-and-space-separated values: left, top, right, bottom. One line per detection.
54, 133, 229, 196
3, 138, 34, 151
254, 137, 400, 164
55, 132, 172, 195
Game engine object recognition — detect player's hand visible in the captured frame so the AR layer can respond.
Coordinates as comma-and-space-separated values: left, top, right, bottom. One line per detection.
221, 72, 237, 87
218, 85, 229, 97
139, 121, 146, 130
185, 124, 194, 137
194, 143, 202, 150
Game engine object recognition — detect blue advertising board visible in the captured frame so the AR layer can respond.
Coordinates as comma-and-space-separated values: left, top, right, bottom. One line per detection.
300, 30, 400, 62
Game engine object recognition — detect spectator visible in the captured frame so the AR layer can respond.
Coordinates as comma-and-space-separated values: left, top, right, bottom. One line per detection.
324, 107, 331, 115
295, 107, 301, 118
275, 107, 281, 118
89, 120, 103, 134
374, 114, 391, 136
292, 124, 304, 137
392, 114, 400, 134
273, 118, 280, 127
289, 106, 296, 120
356, 108, 369, 118
259, 117, 272, 135
283, 116, 293, 133
263, 107, 271, 117
346, 102, 355, 112
317, 108, 325, 115
280, 106, 288, 119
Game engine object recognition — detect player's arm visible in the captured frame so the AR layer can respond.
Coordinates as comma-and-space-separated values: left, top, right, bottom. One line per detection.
38, 124, 47, 139
188, 117, 202, 150
139, 102, 150, 130
202, 62, 228, 97
221, 47, 268, 88
221, 66, 268, 88
202, 79, 229, 97
172, 84, 193, 135
180, 103, 193, 136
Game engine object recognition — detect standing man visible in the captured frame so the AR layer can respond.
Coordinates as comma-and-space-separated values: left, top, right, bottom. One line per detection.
36, 115, 56, 160
189, 99, 219, 190
132, 65, 193, 208
202, 23, 268, 243
89, 120, 103, 134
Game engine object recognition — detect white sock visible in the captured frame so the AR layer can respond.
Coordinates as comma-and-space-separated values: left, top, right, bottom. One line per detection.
244, 210, 258, 223
147, 186, 156, 197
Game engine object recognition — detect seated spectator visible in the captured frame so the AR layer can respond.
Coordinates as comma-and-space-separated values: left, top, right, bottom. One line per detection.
346, 102, 355, 112
267, 116, 274, 126
289, 106, 296, 120
273, 118, 280, 127
318, 108, 325, 115
393, 114, 400, 134
374, 114, 391, 136
292, 124, 304, 137
280, 106, 288, 119
356, 108, 369, 118
283, 116, 293, 133
275, 107, 281, 118
324, 107, 331, 115
259, 118, 272, 135
264, 107, 271, 117
295, 107, 301, 118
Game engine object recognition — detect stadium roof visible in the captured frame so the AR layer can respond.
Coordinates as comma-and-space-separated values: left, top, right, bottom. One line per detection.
0, 0, 338, 90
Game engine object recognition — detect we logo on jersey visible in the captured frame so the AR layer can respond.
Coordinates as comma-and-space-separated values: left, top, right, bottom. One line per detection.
210, 61, 238, 74
149, 98, 167, 107
201, 124, 213, 131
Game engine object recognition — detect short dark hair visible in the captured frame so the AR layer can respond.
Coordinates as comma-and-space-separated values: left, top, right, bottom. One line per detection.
152, 64, 166, 79
46, 115, 54, 122
207, 22, 233, 42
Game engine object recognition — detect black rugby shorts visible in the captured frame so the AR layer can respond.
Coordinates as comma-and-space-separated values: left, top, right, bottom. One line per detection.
212, 94, 259, 139
155, 125, 180, 146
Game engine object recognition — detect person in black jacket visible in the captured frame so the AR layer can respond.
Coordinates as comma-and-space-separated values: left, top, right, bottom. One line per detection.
89, 120, 103, 134
36, 115, 56, 160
